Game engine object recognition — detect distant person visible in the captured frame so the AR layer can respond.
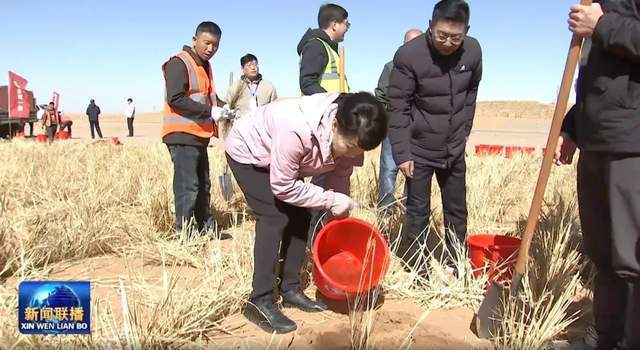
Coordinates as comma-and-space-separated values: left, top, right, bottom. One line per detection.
21, 120, 34, 137
226, 54, 277, 119
26, 120, 34, 137
388, 0, 482, 276
162, 21, 233, 238
42, 102, 59, 143
58, 110, 73, 138
125, 98, 135, 137
86, 99, 103, 139
375, 28, 423, 218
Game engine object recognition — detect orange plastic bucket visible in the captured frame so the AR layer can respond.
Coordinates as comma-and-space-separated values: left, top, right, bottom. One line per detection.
312, 218, 390, 300
467, 234, 521, 284
55, 131, 69, 140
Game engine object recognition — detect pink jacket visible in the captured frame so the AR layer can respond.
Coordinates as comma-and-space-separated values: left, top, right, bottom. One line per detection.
225, 93, 363, 210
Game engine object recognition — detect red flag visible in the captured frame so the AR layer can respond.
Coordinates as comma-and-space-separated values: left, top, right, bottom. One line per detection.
8, 71, 30, 119
52, 92, 60, 109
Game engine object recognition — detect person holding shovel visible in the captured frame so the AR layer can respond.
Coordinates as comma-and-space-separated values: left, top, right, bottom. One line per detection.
555, 1, 640, 349
162, 21, 234, 238
388, 0, 482, 277
225, 53, 278, 119
224, 92, 387, 334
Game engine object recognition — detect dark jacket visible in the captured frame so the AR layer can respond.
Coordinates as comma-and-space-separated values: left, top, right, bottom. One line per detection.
388, 33, 483, 168
86, 103, 100, 121
297, 28, 339, 96
162, 45, 225, 147
562, 0, 640, 153
374, 61, 394, 110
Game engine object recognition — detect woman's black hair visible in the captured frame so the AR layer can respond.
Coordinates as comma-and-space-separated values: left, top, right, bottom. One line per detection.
335, 92, 387, 151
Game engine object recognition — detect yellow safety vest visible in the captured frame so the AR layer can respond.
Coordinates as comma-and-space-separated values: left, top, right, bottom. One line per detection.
301, 38, 350, 94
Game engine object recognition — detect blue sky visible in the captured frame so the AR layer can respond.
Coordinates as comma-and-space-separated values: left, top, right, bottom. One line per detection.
1, 0, 578, 113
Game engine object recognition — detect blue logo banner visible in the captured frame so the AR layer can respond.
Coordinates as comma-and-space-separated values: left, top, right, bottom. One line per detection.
18, 281, 91, 334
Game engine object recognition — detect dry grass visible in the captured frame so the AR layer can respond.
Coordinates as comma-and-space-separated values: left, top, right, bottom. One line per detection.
0, 139, 585, 349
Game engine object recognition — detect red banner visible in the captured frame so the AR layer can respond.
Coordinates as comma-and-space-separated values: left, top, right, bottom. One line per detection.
8, 71, 30, 118
52, 92, 60, 109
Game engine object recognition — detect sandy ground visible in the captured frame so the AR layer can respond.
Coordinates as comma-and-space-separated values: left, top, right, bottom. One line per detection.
5, 255, 492, 350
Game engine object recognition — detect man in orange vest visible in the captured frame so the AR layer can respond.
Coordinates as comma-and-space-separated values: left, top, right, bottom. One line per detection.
162, 21, 233, 238
42, 102, 59, 143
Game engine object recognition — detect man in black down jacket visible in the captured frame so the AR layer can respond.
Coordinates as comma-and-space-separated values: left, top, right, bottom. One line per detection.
388, 0, 482, 274
85, 99, 103, 139
556, 1, 640, 348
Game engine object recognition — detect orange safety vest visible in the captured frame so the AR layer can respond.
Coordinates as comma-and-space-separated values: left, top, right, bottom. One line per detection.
161, 50, 218, 138
43, 109, 59, 127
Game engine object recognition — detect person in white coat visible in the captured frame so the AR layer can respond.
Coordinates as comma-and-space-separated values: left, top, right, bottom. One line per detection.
125, 98, 135, 137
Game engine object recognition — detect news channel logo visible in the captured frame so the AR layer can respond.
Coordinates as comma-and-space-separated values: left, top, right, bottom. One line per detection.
18, 281, 90, 334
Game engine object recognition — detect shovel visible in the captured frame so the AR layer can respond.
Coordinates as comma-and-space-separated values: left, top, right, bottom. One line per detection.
218, 72, 236, 202
219, 164, 235, 202
474, 0, 591, 339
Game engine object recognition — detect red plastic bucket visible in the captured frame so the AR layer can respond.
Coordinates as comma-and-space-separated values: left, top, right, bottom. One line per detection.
55, 131, 69, 140
505, 146, 536, 158
312, 217, 390, 300
475, 144, 490, 156
467, 234, 521, 284
36, 134, 48, 143
475, 144, 504, 157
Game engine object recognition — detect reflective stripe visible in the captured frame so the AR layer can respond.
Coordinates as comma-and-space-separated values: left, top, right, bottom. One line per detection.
176, 52, 200, 92
190, 93, 209, 104
321, 73, 340, 79
163, 115, 212, 125
317, 39, 338, 74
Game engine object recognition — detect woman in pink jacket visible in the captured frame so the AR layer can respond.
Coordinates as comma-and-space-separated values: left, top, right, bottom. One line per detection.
225, 92, 387, 333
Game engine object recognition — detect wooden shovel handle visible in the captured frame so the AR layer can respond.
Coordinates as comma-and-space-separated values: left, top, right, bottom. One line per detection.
339, 46, 346, 93
514, 0, 593, 274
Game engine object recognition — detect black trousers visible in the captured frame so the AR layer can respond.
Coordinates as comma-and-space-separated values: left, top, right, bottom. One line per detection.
89, 120, 103, 139
226, 154, 311, 301
28, 122, 34, 137
577, 152, 640, 350
46, 124, 57, 142
167, 145, 213, 235
60, 121, 72, 137
399, 155, 468, 269
127, 118, 134, 137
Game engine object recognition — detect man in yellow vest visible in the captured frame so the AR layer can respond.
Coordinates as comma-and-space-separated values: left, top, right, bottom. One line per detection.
297, 3, 351, 245
297, 3, 350, 95
162, 21, 233, 238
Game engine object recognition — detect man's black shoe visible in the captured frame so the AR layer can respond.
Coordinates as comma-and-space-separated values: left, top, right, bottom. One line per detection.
243, 298, 297, 334
281, 289, 327, 313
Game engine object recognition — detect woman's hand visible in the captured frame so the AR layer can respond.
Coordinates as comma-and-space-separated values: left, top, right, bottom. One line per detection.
331, 192, 356, 218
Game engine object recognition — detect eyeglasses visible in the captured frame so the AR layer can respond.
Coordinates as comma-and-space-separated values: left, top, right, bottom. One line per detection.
433, 29, 465, 45
244, 62, 258, 68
